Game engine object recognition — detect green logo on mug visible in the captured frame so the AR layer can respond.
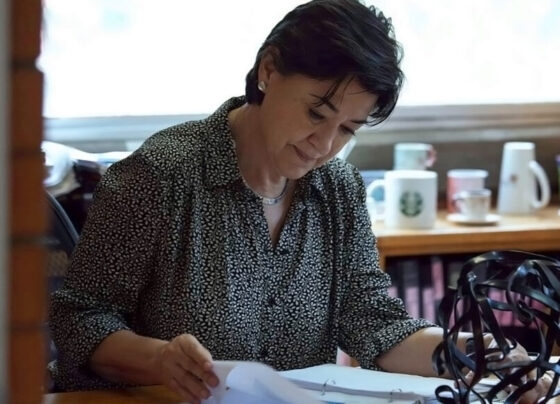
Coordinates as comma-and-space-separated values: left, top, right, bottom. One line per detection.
399, 191, 423, 217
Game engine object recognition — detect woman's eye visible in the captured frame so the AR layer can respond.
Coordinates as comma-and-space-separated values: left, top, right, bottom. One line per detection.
341, 126, 356, 136
308, 109, 324, 121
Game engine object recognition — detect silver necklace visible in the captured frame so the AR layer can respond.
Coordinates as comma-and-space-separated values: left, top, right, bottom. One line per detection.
241, 176, 289, 205
230, 132, 288, 205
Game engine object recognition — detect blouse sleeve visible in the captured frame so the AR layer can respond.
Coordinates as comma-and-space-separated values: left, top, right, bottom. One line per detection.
49, 153, 166, 390
336, 167, 435, 369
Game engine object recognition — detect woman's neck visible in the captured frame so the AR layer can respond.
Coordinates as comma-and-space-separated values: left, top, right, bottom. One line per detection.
228, 104, 288, 198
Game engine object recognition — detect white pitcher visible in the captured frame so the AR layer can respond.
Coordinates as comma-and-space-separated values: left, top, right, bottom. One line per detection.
497, 142, 550, 214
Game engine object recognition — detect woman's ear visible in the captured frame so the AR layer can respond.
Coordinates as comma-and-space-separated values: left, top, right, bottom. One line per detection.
257, 47, 280, 84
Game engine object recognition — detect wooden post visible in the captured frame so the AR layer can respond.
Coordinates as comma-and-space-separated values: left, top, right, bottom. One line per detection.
8, 0, 46, 403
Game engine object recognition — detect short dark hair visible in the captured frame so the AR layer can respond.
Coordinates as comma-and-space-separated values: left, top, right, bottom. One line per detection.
245, 0, 404, 126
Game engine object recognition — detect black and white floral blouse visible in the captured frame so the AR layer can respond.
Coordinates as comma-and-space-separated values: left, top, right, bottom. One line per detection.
49, 96, 434, 391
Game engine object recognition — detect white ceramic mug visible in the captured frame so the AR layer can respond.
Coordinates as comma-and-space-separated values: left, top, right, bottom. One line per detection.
367, 170, 437, 229
446, 169, 488, 213
393, 143, 436, 170
453, 189, 491, 221
497, 142, 550, 214
361, 170, 387, 222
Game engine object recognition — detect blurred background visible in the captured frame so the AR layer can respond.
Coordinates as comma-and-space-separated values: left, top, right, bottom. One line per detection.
39, 0, 560, 196
37, 0, 560, 352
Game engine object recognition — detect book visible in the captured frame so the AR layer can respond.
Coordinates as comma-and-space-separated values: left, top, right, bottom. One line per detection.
202, 361, 449, 404
202, 358, 558, 403
280, 364, 455, 404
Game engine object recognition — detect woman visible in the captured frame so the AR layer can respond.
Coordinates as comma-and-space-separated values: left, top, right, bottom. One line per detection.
49, 1, 548, 403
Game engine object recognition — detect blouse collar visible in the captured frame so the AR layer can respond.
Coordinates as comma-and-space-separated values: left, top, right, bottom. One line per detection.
202, 96, 328, 202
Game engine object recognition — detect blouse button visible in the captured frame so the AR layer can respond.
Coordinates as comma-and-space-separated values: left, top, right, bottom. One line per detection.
260, 347, 268, 358
279, 249, 289, 255
267, 297, 276, 307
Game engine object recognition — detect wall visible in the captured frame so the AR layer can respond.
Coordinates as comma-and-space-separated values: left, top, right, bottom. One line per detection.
0, 0, 9, 400
9, 0, 46, 403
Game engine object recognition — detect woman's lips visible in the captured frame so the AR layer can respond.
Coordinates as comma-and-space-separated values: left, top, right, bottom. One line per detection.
293, 145, 314, 163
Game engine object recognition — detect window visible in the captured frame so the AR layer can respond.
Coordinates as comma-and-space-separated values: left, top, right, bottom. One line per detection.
374, 0, 560, 106
40, 0, 305, 118
40, 1, 560, 144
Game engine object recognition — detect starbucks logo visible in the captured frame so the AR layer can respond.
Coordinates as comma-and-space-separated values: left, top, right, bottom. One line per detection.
399, 191, 423, 217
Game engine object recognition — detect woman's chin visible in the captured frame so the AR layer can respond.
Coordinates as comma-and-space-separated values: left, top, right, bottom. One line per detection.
285, 165, 315, 180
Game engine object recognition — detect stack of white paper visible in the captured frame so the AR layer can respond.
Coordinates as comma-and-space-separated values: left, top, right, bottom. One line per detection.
202, 361, 321, 404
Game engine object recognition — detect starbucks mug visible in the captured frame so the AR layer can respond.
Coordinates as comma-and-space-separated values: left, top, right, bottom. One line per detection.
367, 170, 438, 229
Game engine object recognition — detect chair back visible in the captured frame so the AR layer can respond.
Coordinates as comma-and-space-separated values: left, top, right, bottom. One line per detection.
45, 191, 78, 292
45, 191, 78, 365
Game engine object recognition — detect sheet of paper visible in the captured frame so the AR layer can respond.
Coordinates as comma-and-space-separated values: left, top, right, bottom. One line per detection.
203, 361, 322, 404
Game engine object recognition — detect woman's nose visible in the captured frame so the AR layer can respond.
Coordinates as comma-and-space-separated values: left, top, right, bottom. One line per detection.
309, 127, 337, 156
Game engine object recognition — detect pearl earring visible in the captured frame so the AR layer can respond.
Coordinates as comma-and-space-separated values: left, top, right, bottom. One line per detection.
257, 81, 267, 92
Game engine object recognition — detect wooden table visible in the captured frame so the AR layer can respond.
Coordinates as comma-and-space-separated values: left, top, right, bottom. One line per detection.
43, 385, 182, 404
42, 382, 560, 403
373, 206, 560, 268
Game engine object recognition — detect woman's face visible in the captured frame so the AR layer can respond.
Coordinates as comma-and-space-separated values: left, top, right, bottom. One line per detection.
257, 66, 378, 180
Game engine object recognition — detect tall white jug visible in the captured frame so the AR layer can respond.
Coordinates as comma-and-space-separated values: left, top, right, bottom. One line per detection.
497, 142, 550, 214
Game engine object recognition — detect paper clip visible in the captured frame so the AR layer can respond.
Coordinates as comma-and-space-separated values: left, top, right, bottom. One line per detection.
320, 378, 336, 396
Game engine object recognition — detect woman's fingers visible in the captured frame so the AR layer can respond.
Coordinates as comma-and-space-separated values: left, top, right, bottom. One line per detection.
169, 376, 200, 404
176, 334, 219, 387
155, 333, 220, 402
467, 340, 555, 403
165, 359, 215, 403
515, 376, 552, 404
170, 362, 211, 402
463, 370, 475, 385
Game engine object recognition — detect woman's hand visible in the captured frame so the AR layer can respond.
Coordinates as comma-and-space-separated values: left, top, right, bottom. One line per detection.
466, 338, 553, 404
154, 334, 219, 404
491, 341, 552, 404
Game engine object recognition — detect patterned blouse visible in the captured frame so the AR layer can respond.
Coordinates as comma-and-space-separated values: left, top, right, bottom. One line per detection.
49, 96, 433, 391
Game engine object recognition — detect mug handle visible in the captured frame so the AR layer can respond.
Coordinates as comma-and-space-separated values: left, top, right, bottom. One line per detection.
452, 192, 465, 213
366, 179, 385, 221
529, 160, 550, 209
425, 146, 437, 168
